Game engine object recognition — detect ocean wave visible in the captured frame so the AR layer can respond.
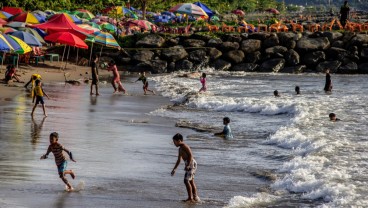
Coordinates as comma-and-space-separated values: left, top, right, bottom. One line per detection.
225, 193, 278, 208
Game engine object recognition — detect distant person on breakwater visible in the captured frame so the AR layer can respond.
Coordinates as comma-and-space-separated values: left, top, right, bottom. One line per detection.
107, 60, 126, 94
329, 113, 340, 121
199, 73, 207, 93
274, 90, 280, 97
90, 54, 100, 96
171, 133, 200, 202
340, 1, 350, 27
214, 117, 233, 140
135, 71, 155, 95
324, 69, 333, 93
295, 86, 300, 95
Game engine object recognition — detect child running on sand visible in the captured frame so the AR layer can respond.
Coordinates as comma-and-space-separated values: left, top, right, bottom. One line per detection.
171, 133, 199, 202
40, 132, 76, 191
214, 117, 234, 139
107, 60, 126, 94
90, 54, 100, 95
135, 71, 155, 95
31, 79, 50, 117
199, 73, 207, 93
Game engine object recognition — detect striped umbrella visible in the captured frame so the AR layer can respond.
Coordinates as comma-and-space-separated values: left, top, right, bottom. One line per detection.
73, 10, 95, 20
9, 31, 42, 47
7, 35, 32, 54
18, 27, 46, 45
0, 34, 14, 69
87, 22, 102, 30
169, 3, 208, 17
86, 31, 120, 65
0, 27, 17, 34
11, 12, 46, 24
100, 22, 116, 32
78, 24, 100, 33
0, 11, 13, 20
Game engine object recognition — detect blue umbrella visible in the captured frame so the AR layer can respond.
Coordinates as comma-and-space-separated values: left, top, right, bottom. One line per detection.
0, 34, 14, 52
9, 31, 42, 46
161, 11, 175, 17
2, 34, 22, 52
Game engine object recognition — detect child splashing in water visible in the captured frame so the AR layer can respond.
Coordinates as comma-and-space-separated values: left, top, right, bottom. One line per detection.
135, 71, 155, 95
40, 132, 76, 191
199, 73, 207, 93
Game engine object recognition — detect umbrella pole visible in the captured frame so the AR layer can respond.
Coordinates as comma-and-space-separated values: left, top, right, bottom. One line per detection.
17, 54, 19, 69
64, 46, 70, 70
89, 42, 94, 66
1, 53, 5, 70
99, 45, 103, 58
60, 45, 66, 70
76, 47, 79, 65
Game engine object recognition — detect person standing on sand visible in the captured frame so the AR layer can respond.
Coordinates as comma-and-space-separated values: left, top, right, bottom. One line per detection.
135, 71, 155, 95
40, 132, 76, 191
90, 54, 100, 95
171, 133, 200, 202
106, 60, 126, 94
324, 69, 333, 93
31, 79, 50, 117
340, 1, 350, 27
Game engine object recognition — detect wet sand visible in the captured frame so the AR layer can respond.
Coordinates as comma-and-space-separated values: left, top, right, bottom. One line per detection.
0, 63, 270, 208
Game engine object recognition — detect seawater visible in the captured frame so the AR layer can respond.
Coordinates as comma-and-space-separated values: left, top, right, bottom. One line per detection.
151, 71, 368, 207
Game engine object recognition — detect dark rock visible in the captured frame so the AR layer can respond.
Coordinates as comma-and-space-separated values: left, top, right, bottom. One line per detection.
342, 32, 356, 44
349, 34, 368, 48
210, 59, 231, 71
325, 47, 348, 60
279, 65, 306, 73
358, 63, 368, 73
322, 31, 343, 43
241, 39, 262, 53
331, 40, 344, 48
121, 57, 131, 64
132, 50, 154, 63
302, 51, 326, 67
361, 48, 368, 58
208, 48, 222, 60
263, 34, 279, 48
224, 34, 243, 43
244, 51, 262, 63
189, 33, 212, 42
265, 46, 288, 56
296, 37, 330, 51
150, 60, 168, 74
175, 60, 193, 71
224, 50, 245, 64
189, 49, 207, 63
167, 62, 176, 72
240, 33, 249, 40
248, 32, 270, 41
316, 60, 342, 73
136, 34, 165, 48
286, 40, 296, 49
338, 62, 358, 74
230, 63, 259, 72
183, 39, 206, 47
166, 38, 180, 46
207, 38, 223, 48
277, 32, 296, 44
161, 46, 188, 62
259, 58, 285, 72
221, 41, 240, 52
285, 49, 300, 66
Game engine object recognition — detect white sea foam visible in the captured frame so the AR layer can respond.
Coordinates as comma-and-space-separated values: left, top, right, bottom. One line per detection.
225, 193, 277, 208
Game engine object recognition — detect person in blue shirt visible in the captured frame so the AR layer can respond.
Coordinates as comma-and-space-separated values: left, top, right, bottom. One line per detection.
214, 117, 233, 139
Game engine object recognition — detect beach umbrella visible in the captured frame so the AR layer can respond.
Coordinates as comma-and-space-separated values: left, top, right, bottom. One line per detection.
6, 21, 28, 28
32, 10, 47, 18
78, 24, 100, 33
169, 3, 208, 17
9, 31, 42, 47
210, 15, 220, 22
100, 22, 116, 32
87, 22, 102, 30
45, 10, 56, 16
0, 11, 13, 20
86, 31, 120, 65
124, 20, 155, 30
18, 28, 46, 45
232, 9, 245, 17
1, 7, 23, 16
45, 31, 88, 69
0, 34, 14, 69
73, 10, 95, 20
0, 27, 17, 34
161, 11, 175, 17
0, 19, 7, 26
266, 8, 280, 15
11, 12, 46, 24
3, 34, 32, 69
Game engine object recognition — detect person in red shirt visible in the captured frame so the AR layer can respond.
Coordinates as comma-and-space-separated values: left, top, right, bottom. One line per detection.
4, 65, 22, 84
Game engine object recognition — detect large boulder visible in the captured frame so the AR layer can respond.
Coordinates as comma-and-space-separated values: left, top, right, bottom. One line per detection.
221, 41, 240, 52
161, 46, 188, 62
263, 33, 279, 48
277, 32, 296, 45
259, 58, 285, 72
230, 63, 259, 72
265, 46, 288, 56
316, 60, 342, 73
322, 31, 343, 43
133, 60, 167, 74
279, 65, 306, 73
331, 40, 344, 48
208, 48, 222, 60
244, 51, 262, 63
301, 51, 326, 67
285, 49, 300, 66
360, 48, 368, 58
338, 62, 358, 74
210, 59, 231, 71
183, 39, 206, 47
132, 50, 154, 63
224, 50, 245, 64
359, 63, 368, 73
207, 38, 223, 48
224, 34, 242, 43
189, 33, 213, 42
325, 47, 348, 60
175, 59, 193, 71
136, 34, 165, 48
241, 39, 262, 53
189, 49, 207, 63
248, 32, 270, 41
166, 38, 180, 46
296, 37, 330, 51
349, 34, 368, 48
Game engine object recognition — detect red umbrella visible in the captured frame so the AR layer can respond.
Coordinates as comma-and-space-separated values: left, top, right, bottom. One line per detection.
232, 9, 245, 16
0, 18, 7, 26
45, 32, 88, 48
266, 8, 280, 15
1, 7, 23, 15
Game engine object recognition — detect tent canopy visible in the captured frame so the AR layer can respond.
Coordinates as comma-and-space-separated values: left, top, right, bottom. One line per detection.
193, 2, 214, 17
